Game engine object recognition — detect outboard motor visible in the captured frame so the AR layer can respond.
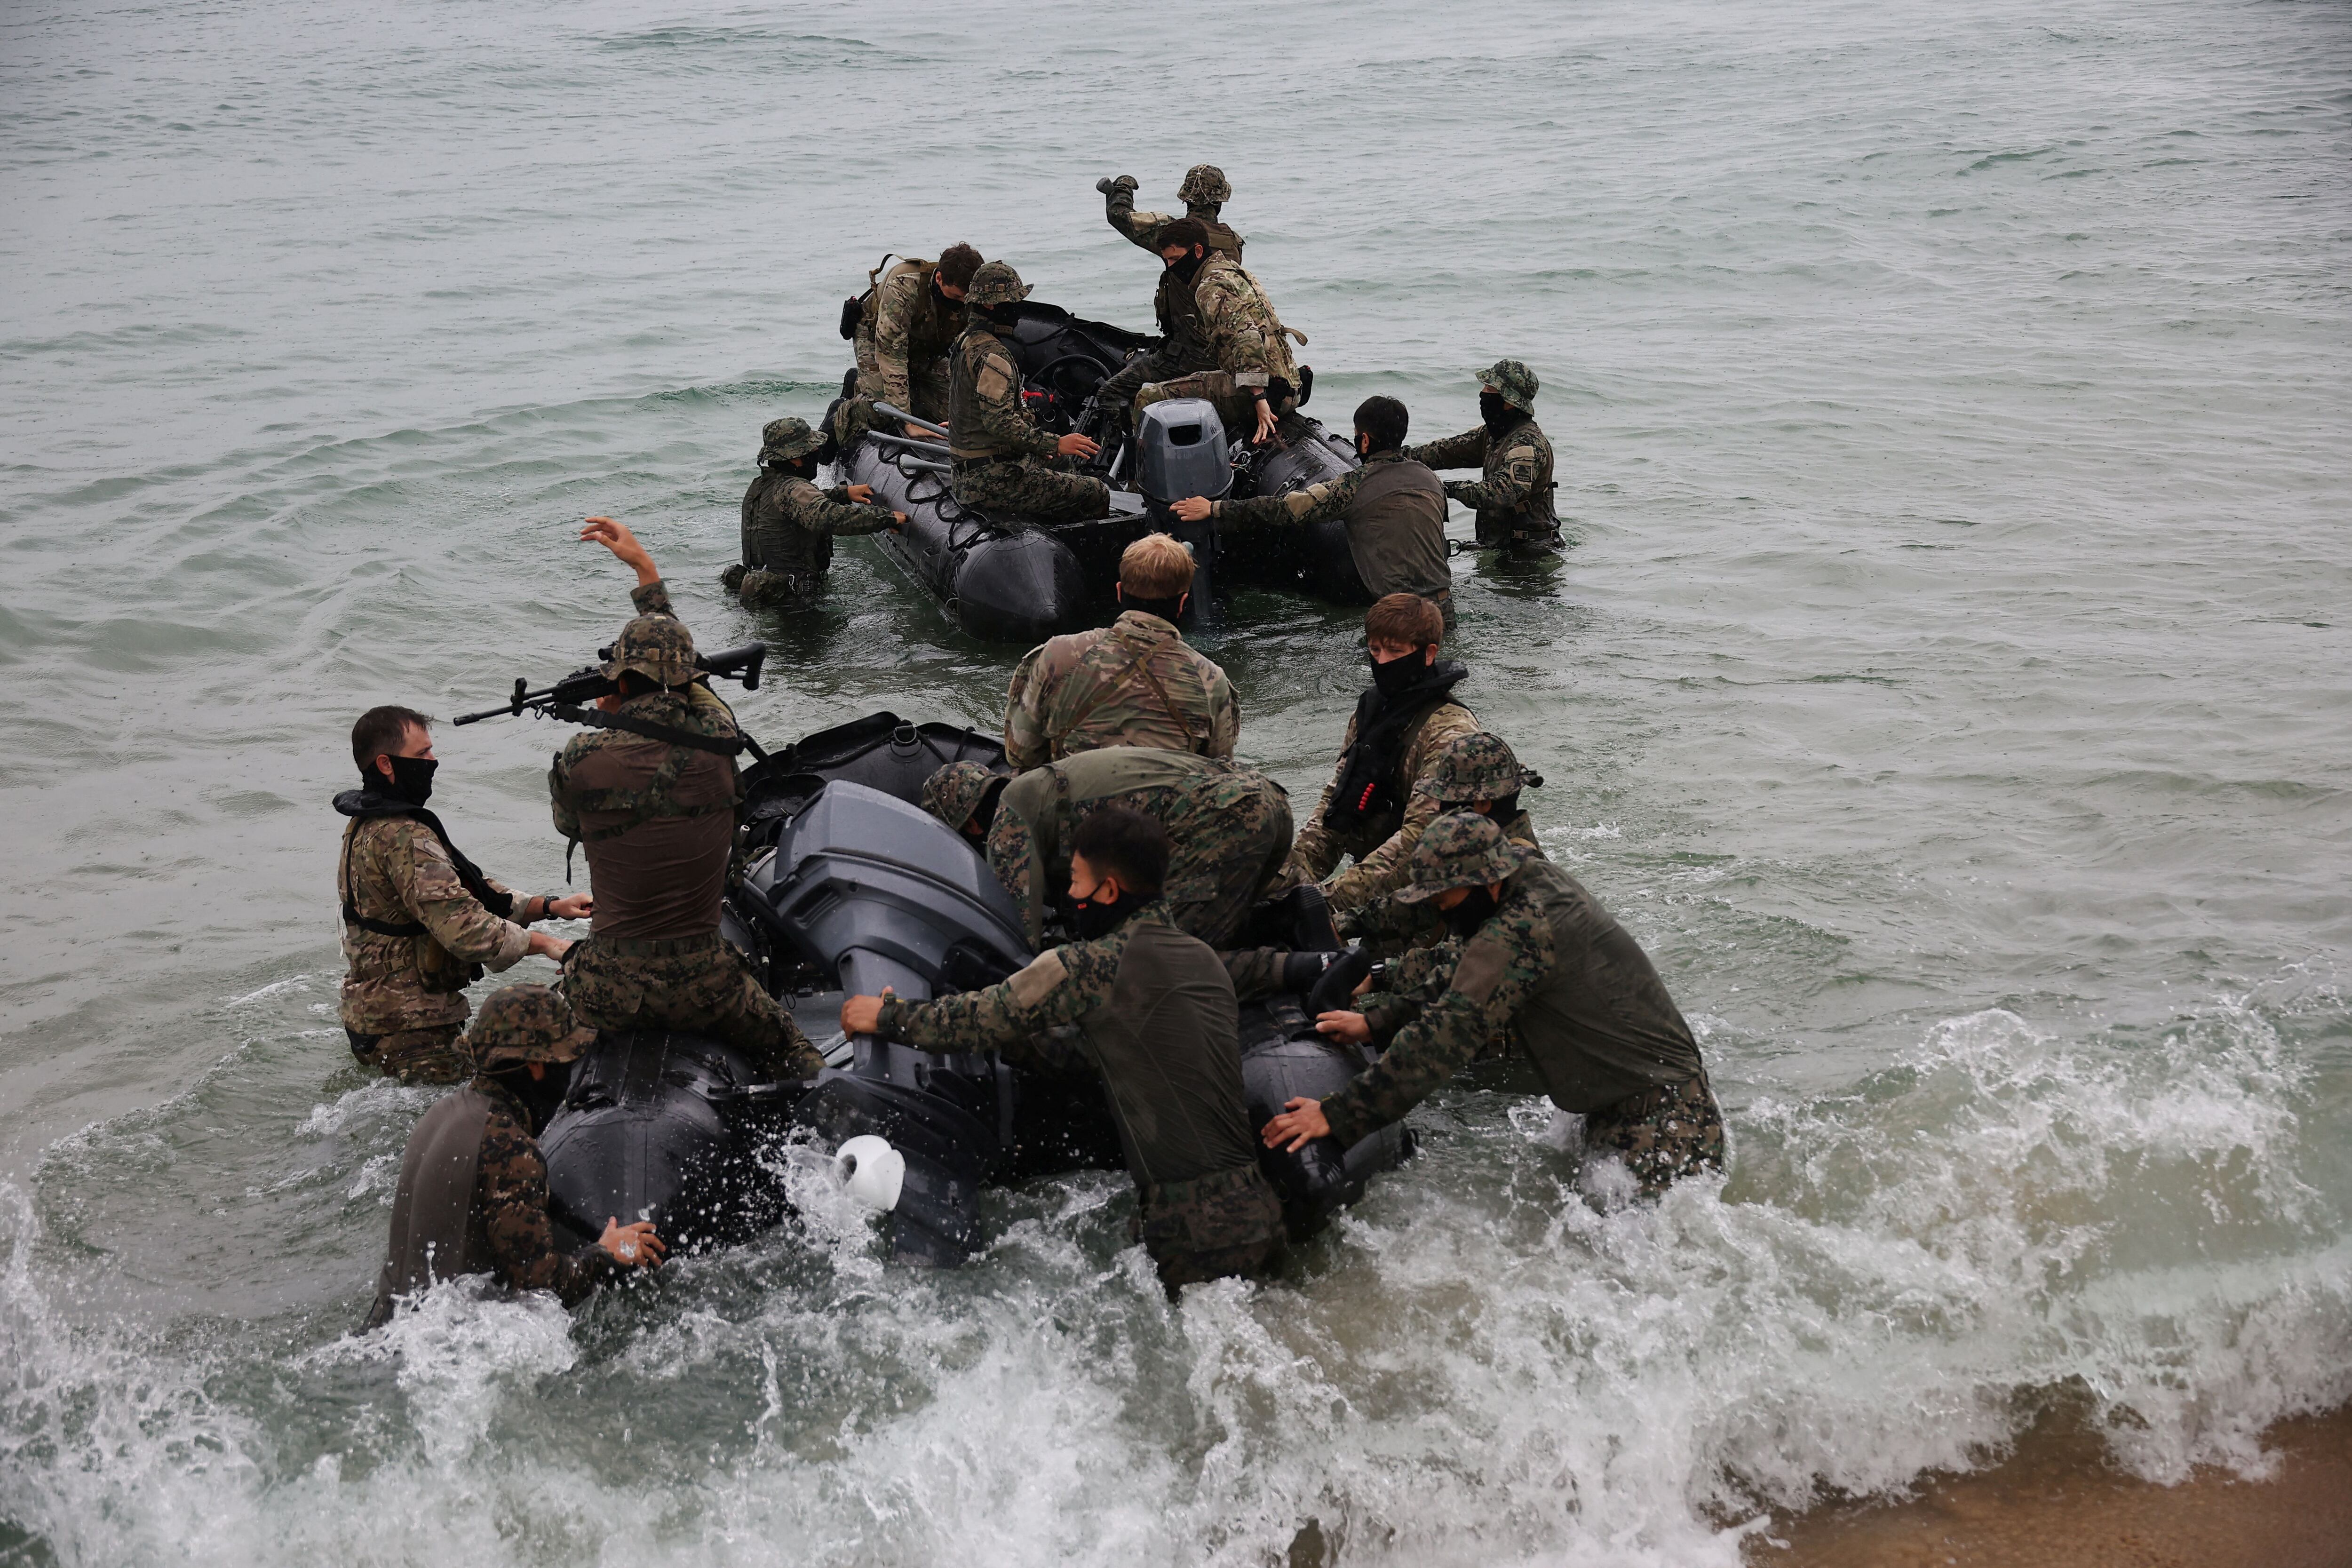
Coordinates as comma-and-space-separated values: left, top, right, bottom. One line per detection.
1238, 994, 1416, 1241
1135, 398, 1229, 615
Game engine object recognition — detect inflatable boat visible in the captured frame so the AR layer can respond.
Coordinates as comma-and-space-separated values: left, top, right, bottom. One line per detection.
540, 709, 1413, 1266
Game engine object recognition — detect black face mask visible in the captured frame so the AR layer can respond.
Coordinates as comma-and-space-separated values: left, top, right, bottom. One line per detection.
374, 754, 437, 805
986, 302, 1025, 329
1168, 249, 1207, 285
1479, 390, 1516, 432
1072, 883, 1150, 941
1443, 886, 1500, 938
487, 1061, 571, 1135
1369, 650, 1432, 699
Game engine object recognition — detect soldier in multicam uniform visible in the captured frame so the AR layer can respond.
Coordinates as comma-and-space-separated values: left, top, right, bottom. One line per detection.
842, 808, 1284, 1292
551, 517, 826, 1082
1001, 532, 1237, 772
722, 416, 904, 610
1333, 729, 1547, 956
1405, 358, 1560, 554
1259, 813, 1725, 1199
1090, 166, 1245, 439
335, 705, 587, 1083
1281, 594, 1480, 920
366, 984, 664, 1327
1172, 395, 1454, 623
1134, 218, 1303, 446
851, 243, 984, 430
947, 261, 1113, 524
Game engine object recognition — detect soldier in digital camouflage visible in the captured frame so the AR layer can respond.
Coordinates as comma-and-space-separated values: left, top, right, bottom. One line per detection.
1334, 729, 1547, 956
1091, 166, 1245, 438
1257, 812, 1725, 1199
920, 758, 1007, 847
947, 261, 1113, 524
366, 984, 664, 1327
335, 705, 587, 1082
851, 242, 984, 429
723, 416, 904, 609
552, 517, 825, 1082
1132, 216, 1304, 446
1405, 358, 1561, 553
841, 807, 1284, 1292
1002, 532, 1236, 772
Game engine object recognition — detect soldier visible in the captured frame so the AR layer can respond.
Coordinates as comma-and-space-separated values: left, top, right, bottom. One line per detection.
1333, 730, 1547, 956
852, 243, 984, 431
366, 984, 664, 1327
1002, 532, 1237, 771
920, 759, 1006, 849
841, 807, 1284, 1292
947, 261, 1112, 525
1091, 166, 1245, 438
336, 706, 587, 1083
1171, 395, 1453, 622
722, 416, 905, 609
977, 746, 1291, 950
551, 517, 826, 1082
1260, 813, 1725, 1199
1282, 594, 1480, 919
1405, 358, 1560, 553
1135, 218, 1302, 447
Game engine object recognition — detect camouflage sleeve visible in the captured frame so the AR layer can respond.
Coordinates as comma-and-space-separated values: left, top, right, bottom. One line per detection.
1001, 642, 1055, 772
389, 822, 532, 971
1196, 273, 1275, 381
1322, 787, 1444, 909
1104, 183, 1174, 252
1210, 468, 1358, 530
787, 479, 896, 538
1451, 438, 1542, 512
874, 939, 1117, 1053
966, 339, 1059, 461
1204, 664, 1239, 762
1282, 722, 1357, 884
1219, 948, 1290, 1002
631, 579, 676, 618
1403, 428, 1488, 474
869, 270, 922, 411
477, 1110, 622, 1305
1318, 922, 1549, 1149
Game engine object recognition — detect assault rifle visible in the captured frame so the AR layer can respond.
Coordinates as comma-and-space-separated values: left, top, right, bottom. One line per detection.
453, 642, 770, 760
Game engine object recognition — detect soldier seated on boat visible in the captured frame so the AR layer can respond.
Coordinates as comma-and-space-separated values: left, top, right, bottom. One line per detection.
946, 261, 1113, 525
1090, 165, 1244, 440
851, 242, 984, 434
1132, 216, 1305, 448
1001, 531, 1237, 771
721, 416, 904, 610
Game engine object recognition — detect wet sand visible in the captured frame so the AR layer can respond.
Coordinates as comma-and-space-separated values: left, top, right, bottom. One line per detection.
1747, 1404, 2352, 1568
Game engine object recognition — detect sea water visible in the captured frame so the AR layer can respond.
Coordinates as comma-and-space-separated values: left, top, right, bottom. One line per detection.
2, 0, 2348, 1562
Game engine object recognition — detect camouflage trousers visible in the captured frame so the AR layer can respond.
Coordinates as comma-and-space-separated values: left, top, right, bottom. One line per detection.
1136, 370, 1297, 439
563, 933, 824, 1082
347, 1023, 468, 1085
1581, 1071, 1725, 1196
951, 457, 1112, 525
986, 783, 1292, 949
734, 567, 821, 610
1133, 1162, 1286, 1293
1097, 348, 1188, 431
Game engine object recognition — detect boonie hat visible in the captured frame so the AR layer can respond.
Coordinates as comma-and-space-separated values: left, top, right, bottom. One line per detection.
467, 984, 597, 1068
1390, 812, 1532, 904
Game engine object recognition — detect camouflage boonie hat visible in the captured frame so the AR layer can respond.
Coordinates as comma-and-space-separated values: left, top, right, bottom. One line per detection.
604, 613, 697, 689
1178, 164, 1232, 205
467, 984, 597, 1068
1475, 358, 1540, 410
963, 261, 1032, 310
759, 416, 822, 465
1390, 812, 1532, 904
921, 760, 1000, 833
1417, 732, 1536, 806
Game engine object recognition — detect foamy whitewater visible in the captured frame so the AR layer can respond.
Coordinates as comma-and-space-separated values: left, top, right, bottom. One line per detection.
2, 1, 2348, 1563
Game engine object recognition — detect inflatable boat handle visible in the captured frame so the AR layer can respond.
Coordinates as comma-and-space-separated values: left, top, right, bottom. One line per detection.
873, 402, 950, 440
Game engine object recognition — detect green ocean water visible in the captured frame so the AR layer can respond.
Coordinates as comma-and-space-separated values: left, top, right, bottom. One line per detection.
2, 1, 2348, 1562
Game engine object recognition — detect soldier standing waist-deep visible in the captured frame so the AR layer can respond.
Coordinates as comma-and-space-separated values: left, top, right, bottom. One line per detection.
1090, 166, 1245, 439
336, 705, 586, 1083
723, 416, 905, 610
1406, 358, 1560, 554
550, 517, 825, 1082
946, 261, 1113, 525
841, 808, 1284, 1293
852, 242, 984, 431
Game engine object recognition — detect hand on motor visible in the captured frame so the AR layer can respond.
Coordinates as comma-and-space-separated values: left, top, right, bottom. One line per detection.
840, 988, 894, 1036
527, 931, 574, 963
1262, 1096, 1330, 1152
581, 516, 660, 586
1252, 398, 1279, 445
1057, 432, 1101, 460
889, 511, 909, 531
1169, 496, 1213, 524
547, 893, 593, 922
599, 1217, 666, 1268
1314, 1010, 1373, 1045
845, 483, 876, 503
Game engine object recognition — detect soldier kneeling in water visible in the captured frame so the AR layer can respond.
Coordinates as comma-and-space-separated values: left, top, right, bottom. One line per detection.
1256, 812, 1725, 1199
841, 808, 1285, 1293
723, 416, 905, 610
366, 985, 663, 1328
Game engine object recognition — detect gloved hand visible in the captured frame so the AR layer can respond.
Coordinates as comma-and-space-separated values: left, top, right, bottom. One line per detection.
1307, 946, 1375, 1016
1280, 950, 1335, 993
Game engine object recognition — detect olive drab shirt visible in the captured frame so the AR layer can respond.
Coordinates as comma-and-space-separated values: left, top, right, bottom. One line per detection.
1103, 189, 1243, 371
1406, 411, 1559, 546
1191, 254, 1299, 396
853, 258, 962, 417
337, 816, 531, 1035
1317, 859, 1707, 1150
947, 317, 1060, 464
1002, 609, 1239, 772
548, 580, 744, 941
739, 468, 896, 579
1208, 449, 1451, 604
1287, 696, 1482, 914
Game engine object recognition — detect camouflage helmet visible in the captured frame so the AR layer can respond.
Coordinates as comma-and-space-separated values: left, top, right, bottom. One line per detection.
466, 984, 597, 1068
1475, 358, 1540, 410
921, 760, 1000, 833
963, 261, 1032, 310
1178, 164, 1232, 206
1416, 732, 1535, 807
759, 416, 822, 466
604, 612, 697, 689
1390, 812, 1532, 904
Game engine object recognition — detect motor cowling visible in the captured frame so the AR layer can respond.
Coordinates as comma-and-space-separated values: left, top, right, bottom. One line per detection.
1135, 399, 1232, 504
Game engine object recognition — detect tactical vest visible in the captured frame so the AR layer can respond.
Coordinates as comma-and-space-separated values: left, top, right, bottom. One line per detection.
1481, 413, 1559, 538
366, 1086, 496, 1326
1343, 455, 1450, 601
1154, 218, 1242, 368
335, 790, 513, 992
1075, 915, 1260, 1191
1326, 664, 1472, 834
947, 323, 1025, 461
1485, 860, 1705, 1113
741, 470, 835, 578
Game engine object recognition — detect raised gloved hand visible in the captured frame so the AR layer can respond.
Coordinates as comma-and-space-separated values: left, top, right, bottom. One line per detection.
1097, 174, 1139, 196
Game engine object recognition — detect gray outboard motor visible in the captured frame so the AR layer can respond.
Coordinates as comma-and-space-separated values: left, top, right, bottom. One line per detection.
1134, 398, 1229, 613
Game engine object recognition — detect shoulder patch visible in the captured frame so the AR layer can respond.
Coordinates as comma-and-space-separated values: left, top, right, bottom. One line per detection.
1451, 933, 1510, 1006
1008, 949, 1069, 1009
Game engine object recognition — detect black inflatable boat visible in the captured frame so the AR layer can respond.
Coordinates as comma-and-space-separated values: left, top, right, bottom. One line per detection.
540, 710, 1413, 1266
